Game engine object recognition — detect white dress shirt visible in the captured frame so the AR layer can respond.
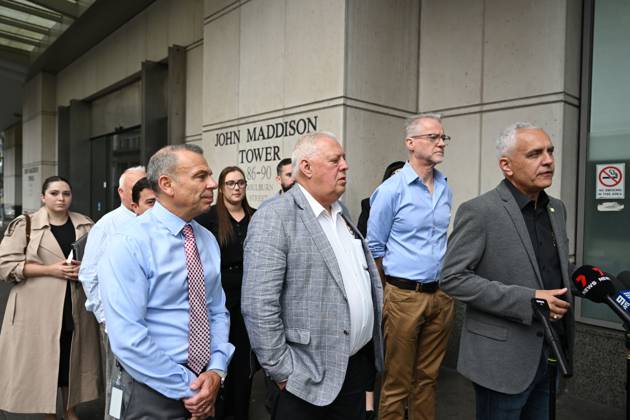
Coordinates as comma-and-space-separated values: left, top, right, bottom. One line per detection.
298, 185, 374, 355
79, 204, 136, 323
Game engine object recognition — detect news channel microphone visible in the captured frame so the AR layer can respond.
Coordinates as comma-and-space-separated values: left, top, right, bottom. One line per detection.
613, 271, 630, 314
531, 298, 572, 377
572, 265, 630, 328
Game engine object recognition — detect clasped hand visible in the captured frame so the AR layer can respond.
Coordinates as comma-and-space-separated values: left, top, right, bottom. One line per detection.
49, 260, 80, 281
184, 371, 222, 419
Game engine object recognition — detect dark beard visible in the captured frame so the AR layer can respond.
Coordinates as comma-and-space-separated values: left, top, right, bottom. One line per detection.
281, 182, 294, 193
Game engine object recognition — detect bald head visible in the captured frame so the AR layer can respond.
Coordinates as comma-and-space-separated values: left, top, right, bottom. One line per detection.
291, 131, 348, 209
118, 166, 146, 210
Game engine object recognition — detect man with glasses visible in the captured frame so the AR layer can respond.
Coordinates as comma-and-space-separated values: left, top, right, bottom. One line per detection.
368, 113, 454, 420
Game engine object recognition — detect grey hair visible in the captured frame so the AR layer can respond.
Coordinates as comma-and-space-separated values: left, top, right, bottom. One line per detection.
291, 131, 339, 176
147, 144, 204, 192
496, 122, 540, 158
118, 165, 146, 188
405, 113, 442, 137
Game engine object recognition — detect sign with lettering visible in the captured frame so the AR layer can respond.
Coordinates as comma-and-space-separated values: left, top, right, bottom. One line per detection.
22, 165, 41, 212
596, 163, 625, 199
209, 115, 321, 206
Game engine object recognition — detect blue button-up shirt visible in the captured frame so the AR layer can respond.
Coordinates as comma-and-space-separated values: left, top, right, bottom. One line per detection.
367, 162, 452, 282
79, 205, 136, 323
99, 202, 234, 399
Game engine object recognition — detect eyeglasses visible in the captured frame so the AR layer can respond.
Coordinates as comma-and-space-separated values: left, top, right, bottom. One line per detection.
409, 133, 451, 144
225, 180, 247, 189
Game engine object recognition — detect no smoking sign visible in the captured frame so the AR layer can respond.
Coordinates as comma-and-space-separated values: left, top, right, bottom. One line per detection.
596, 163, 625, 199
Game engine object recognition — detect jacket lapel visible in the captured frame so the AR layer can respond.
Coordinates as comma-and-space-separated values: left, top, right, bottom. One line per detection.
291, 187, 347, 299
497, 182, 544, 288
30, 207, 65, 260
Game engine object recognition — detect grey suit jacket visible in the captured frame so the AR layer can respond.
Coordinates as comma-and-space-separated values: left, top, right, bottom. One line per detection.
242, 185, 384, 406
440, 181, 574, 394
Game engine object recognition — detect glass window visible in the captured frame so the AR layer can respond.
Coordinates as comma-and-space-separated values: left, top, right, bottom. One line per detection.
580, 0, 630, 325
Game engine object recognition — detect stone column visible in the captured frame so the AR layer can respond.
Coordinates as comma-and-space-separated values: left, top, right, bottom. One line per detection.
22, 72, 58, 213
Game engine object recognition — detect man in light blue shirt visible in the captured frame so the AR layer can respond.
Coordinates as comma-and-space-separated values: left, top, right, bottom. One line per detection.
80, 166, 146, 325
368, 113, 454, 420
79, 165, 145, 420
99, 144, 234, 419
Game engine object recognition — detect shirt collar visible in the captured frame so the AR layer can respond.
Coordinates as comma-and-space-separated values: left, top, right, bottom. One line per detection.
297, 184, 342, 219
119, 204, 136, 217
400, 161, 447, 186
503, 179, 549, 210
152, 201, 188, 236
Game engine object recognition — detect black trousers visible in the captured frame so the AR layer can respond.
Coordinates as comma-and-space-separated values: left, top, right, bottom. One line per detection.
272, 342, 374, 420
120, 369, 192, 420
219, 309, 254, 420
217, 269, 256, 420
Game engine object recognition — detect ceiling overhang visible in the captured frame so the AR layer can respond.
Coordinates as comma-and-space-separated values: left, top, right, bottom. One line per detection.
0, 0, 155, 131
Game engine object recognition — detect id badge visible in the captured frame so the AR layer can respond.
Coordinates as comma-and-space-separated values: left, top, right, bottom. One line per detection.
109, 386, 123, 419
109, 367, 124, 419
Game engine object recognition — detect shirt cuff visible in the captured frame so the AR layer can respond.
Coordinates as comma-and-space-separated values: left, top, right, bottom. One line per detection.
369, 247, 385, 258
209, 369, 225, 377
11, 261, 25, 283
207, 352, 229, 373
181, 366, 198, 398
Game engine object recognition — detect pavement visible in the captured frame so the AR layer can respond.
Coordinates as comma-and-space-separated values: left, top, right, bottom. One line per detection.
0, 366, 623, 419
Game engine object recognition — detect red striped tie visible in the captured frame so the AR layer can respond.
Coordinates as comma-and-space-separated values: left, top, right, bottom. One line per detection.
182, 224, 211, 375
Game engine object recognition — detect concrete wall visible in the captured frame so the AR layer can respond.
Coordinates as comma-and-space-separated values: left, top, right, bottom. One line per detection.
201, 0, 348, 205
419, 0, 582, 251
90, 81, 141, 138
14, 0, 584, 223
343, 0, 417, 216
56, 0, 203, 108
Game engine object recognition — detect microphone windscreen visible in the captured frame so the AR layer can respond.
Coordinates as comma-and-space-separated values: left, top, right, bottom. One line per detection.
571, 265, 616, 303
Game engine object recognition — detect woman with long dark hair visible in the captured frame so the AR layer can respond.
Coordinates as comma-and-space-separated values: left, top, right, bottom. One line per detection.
196, 166, 256, 420
0, 176, 101, 419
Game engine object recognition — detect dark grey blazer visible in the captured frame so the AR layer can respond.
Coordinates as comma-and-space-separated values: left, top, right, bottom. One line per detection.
440, 181, 574, 394
242, 185, 384, 406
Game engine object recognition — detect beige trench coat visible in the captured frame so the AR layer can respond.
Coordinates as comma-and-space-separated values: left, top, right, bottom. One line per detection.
0, 207, 102, 413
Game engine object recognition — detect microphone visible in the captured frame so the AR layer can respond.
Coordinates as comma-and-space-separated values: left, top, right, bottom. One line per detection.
572, 265, 630, 328
531, 298, 572, 377
613, 271, 630, 313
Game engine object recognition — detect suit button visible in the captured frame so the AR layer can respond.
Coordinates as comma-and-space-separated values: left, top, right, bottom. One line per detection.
343, 330, 349, 335
536, 331, 543, 337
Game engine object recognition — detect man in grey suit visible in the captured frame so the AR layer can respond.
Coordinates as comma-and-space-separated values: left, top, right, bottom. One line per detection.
440, 122, 574, 420
242, 131, 384, 420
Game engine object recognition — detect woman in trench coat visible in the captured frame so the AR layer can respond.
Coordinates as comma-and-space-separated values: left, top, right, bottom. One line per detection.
0, 176, 101, 419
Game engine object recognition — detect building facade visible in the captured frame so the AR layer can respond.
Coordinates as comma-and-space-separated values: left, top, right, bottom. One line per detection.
2, 0, 628, 409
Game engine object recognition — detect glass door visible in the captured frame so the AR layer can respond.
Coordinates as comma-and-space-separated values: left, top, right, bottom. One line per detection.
90, 126, 141, 221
